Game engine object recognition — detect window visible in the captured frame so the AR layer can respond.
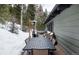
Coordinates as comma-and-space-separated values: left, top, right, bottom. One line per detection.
47, 21, 53, 32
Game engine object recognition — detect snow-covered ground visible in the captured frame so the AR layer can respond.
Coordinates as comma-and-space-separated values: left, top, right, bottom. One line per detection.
0, 23, 29, 55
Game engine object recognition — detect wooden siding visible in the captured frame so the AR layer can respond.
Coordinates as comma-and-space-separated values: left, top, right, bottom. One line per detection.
54, 5, 79, 54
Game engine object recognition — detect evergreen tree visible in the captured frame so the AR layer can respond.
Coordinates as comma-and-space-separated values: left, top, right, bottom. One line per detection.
43, 9, 48, 20
35, 5, 47, 30
9, 4, 21, 24
26, 4, 36, 20
0, 4, 11, 22
9, 4, 22, 33
24, 4, 36, 26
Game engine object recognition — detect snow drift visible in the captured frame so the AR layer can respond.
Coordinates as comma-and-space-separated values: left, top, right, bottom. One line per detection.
0, 28, 29, 55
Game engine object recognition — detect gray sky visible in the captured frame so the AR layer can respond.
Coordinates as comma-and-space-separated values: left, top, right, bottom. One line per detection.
42, 4, 55, 12
26, 4, 55, 14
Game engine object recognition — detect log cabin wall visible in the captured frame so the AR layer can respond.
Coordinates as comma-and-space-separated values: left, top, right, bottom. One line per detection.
54, 5, 79, 54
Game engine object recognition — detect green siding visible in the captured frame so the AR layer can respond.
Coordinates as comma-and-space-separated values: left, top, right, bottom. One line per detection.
54, 5, 79, 54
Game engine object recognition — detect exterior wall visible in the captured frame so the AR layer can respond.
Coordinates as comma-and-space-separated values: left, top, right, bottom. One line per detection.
47, 21, 54, 32
33, 49, 48, 55
54, 5, 79, 54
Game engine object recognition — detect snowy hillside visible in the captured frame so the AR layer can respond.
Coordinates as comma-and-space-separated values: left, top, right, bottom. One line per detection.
0, 23, 29, 55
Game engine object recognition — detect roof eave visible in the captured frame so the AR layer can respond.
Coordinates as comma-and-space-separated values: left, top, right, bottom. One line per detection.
44, 4, 59, 24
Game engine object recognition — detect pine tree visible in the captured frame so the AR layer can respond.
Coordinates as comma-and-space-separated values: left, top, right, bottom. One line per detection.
26, 4, 36, 20
0, 4, 11, 22
43, 9, 48, 20
24, 4, 36, 26
35, 5, 47, 30
9, 4, 21, 24
9, 4, 22, 33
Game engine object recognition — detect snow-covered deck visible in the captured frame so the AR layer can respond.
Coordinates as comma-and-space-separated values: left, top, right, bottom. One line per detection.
23, 35, 55, 50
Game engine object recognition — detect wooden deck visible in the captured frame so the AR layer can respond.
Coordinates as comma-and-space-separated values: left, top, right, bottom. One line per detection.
53, 44, 65, 55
